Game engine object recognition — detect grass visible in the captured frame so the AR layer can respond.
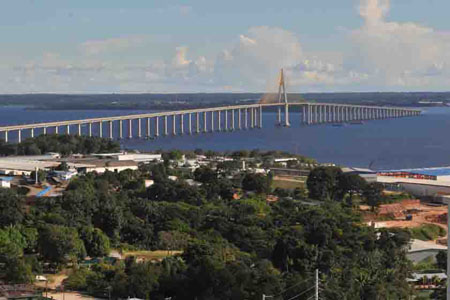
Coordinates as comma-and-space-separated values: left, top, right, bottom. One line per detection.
409, 224, 446, 241
272, 179, 305, 190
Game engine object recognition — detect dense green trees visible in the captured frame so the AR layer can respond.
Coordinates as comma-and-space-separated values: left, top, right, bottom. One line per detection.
0, 134, 120, 156
0, 155, 415, 298
0, 188, 24, 227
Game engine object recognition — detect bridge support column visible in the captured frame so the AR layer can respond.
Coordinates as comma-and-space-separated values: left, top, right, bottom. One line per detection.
218, 111, 222, 131
99, 122, 103, 138
238, 109, 242, 129
244, 108, 248, 129
119, 120, 123, 139
164, 116, 168, 136
259, 106, 263, 128
203, 112, 207, 133
284, 104, 290, 127
138, 118, 142, 138
109, 121, 113, 139
155, 117, 160, 137
55, 126, 59, 135
188, 114, 192, 135
196, 113, 200, 134
4, 131, 7, 143
231, 109, 235, 131
128, 119, 132, 139
172, 115, 176, 136
147, 118, 151, 138
211, 111, 214, 132
30, 128, 34, 138
78, 124, 81, 136
43, 127, 47, 135
277, 105, 282, 126
180, 114, 184, 135
319, 105, 323, 123
88, 123, 92, 137
18, 130, 21, 143
66, 125, 70, 135
250, 108, 254, 128
224, 110, 228, 131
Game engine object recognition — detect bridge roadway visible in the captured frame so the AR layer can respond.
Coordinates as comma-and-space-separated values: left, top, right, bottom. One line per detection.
0, 102, 421, 143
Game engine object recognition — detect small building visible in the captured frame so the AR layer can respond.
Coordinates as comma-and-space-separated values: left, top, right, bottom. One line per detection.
0, 177, 12, 188
144, 179, 155, 188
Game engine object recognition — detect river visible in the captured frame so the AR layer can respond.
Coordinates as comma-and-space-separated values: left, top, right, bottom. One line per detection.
0, 105, 446, 170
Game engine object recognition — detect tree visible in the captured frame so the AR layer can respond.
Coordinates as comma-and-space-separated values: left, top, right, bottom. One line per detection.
337, 173, 367, 204
57, 161, 70, 171
306, 166, 342, 201
38, 225, 86, 265
30, 169, 47, 183
194, 166, 217, 184
80, 227, 111, 258
242, 173, 271, 194
363, 182, 384, 211
437, 250, 447, 271
0, 189, 24, 227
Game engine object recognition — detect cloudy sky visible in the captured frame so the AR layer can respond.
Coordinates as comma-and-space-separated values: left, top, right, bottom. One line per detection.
1, 0, 450, 93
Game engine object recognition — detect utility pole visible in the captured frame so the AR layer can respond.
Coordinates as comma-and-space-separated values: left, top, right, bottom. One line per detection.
315, 269, 319, 300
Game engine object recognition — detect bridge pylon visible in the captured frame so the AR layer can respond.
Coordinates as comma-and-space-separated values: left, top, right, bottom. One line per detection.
277, 68, 290, 127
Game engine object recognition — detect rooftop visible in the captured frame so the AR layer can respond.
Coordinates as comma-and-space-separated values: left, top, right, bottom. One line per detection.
380, 167, 450, 177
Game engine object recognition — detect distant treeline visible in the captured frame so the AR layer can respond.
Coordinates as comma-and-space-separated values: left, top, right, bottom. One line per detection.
0, 92, 446, 111
0, 134, 120, 156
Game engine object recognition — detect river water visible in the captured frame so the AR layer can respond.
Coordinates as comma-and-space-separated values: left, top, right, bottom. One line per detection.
0, 105, 447, 170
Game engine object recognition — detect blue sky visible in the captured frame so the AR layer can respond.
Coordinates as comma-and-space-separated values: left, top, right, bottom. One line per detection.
1, 0, 450, 93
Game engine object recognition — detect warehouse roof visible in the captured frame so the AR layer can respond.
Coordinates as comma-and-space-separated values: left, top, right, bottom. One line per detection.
379, 167, 450, 177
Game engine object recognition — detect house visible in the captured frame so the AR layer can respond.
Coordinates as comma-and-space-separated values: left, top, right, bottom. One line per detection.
0, 177, 12, 188
144, 180, 155, 188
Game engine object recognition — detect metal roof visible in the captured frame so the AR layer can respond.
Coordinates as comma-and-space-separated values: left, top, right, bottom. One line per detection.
380, 167, 450, 177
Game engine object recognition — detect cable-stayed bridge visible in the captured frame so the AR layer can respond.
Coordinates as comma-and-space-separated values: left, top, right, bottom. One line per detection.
0, 70, 421, 143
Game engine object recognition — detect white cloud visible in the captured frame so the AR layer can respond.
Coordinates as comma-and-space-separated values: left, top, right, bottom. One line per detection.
351, 0, 450, 88
80, 35, 147, 56
3, 0, 450, 93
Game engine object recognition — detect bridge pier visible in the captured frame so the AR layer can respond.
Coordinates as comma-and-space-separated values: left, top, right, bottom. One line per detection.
30, 128, 34, 138
231, 109, 235, 131
196, 112, 200, 134
218, 110, 222, 131
119, 120, 123, 139
147, 118, 151, 138
155, 117, 160, 137
259, 106, 263, 128
244, 108, 248, 129
250, 108, 254, 128
138, 118, 142, 138
187, 114, 191, 135
109, 121, 113, 139
284, 104, 290, 127
18, 130, 21, 143
164, 116, 168, 136
203, 111, 207, 133
180, 114, 184, 135
128, 119, 133, 139
55, 126, 59, 135
225, 110, 228, 131
43, 127, 47, 135
88, 123, 92, 137
172, 115, 176, 136
128, 119, 132, 139
66, 125, 70, 135
238, 109, 242, 130
4, 131, 7, 143
78, 124, 81, 136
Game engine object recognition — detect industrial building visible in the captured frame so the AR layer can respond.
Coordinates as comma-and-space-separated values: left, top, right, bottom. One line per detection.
377, 167, 450, 199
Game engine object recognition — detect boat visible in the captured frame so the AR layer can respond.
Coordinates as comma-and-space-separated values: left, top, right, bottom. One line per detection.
349, 120, 364, 125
